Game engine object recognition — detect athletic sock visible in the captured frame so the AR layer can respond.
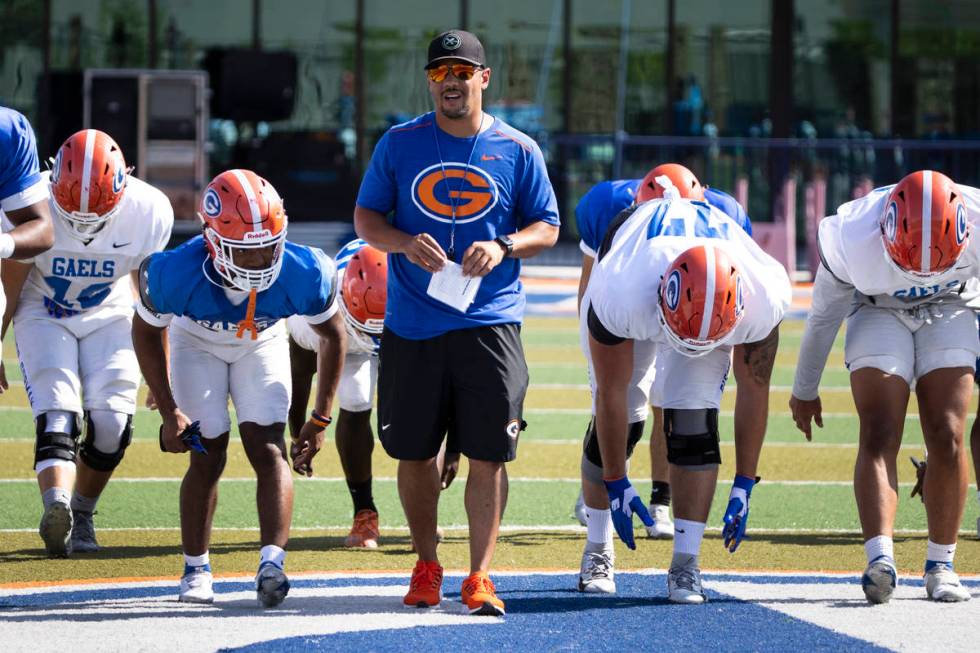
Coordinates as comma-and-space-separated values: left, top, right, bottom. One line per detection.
585, 507, 614, 547
925, 540, 955, 572
183, 551, 210, 573
347, 478, 377, 514
650, 481, 671, 507
70, 493, 99, 514
260, 544, 286, 569
864, 535, 895, 566
672, 518, 706, 566
41, 487, 71, 509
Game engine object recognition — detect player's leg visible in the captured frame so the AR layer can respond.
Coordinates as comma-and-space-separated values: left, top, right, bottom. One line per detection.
377, 327, 449, 608
16, 317, 83, 556
912, 309, 978, 602
230, 332, 294, 607
169, 328, 232, 604
845, 305, 913, 604
647, 405, 674, 538
972, 391, 980, 539
72, 316, 141, 551
451, 324, 528, 616
656, 346, 731, 604
336, 353, 379, 548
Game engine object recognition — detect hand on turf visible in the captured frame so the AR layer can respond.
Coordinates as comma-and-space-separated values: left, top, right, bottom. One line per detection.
291, 419, 326, 477
603, 476, 653, 550
910, 456, 927, 502
441, 450, 460, 490
461, 240, 505, 277
402, 232, 446, 273
0, 360, 7, 393
722, 475, 756, 553
161, 409, 194, 453
789, 394, 823, 441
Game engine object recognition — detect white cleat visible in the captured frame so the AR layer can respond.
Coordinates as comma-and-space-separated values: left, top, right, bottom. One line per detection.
646, 503, 674, 539
256, 562, 290, 608
573, 491, 588, 527
179, 565, 214, 604
861, 557, 897, 605
924, 564, 972, 603
39, 500, 73, 557
578, 548, 616, 594
668, 558, 707, 604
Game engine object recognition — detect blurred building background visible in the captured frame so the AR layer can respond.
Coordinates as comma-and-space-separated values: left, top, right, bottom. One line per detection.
1, 0, 979, 268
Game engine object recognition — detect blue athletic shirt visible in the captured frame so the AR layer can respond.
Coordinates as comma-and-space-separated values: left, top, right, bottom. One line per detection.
575, 179, 752, 256
139, 236, 337, 334
356, 112, 559, 339
0, 107, 44, 210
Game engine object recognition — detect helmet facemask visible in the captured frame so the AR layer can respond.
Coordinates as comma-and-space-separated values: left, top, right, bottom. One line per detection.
204, 226, 287, 292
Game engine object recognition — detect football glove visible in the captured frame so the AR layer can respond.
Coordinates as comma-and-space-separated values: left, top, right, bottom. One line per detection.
909, 456, 926, 503
603, 476, 654, 550
158, 420, 207, 455
722, 475, 757, 553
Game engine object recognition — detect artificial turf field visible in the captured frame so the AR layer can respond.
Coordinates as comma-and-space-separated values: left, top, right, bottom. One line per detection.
1, 316, 979, 652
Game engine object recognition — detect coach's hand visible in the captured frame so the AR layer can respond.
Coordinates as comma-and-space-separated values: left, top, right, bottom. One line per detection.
291, 420, 326, 477
461, 240, 505, 277
0, 361, 7, 393
402, 233, 446, 273
603, 475, 654, 550
441, 450, 460, 490
722, 475, 756, 553
161, 409, 194, 453
789, 394, 823, 441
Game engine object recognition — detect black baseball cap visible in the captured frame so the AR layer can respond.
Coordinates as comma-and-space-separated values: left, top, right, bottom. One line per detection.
425, 30, 486, 69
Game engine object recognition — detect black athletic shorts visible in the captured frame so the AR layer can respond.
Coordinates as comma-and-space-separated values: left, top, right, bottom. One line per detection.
378, 323, 529, 462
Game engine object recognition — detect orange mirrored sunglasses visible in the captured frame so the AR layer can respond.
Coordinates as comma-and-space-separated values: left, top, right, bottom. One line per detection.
426, 63, 482, 83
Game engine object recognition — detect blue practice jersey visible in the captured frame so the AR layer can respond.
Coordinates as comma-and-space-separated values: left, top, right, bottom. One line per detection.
357, 112, 559, 339
139, 236, 337, 336
575, 179, 752, 256
0, 107, 45, 211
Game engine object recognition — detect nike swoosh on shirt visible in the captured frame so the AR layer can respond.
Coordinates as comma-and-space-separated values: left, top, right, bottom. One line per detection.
480, 154, 499, 161
113, 242, 131, 248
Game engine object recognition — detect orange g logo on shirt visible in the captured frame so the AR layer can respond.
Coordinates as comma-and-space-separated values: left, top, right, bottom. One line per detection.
411, 163, 499, 224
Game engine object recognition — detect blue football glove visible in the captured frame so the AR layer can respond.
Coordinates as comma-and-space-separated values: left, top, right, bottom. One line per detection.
603, 476, 654, 550
158, 420, 207, 455
722, 475, 757, 553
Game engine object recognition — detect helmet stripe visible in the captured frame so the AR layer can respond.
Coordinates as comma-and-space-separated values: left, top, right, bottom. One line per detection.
230, 169, 262, 230
79, 129, 97, 213
921, 170, 932, 273
698, 245, 717, 342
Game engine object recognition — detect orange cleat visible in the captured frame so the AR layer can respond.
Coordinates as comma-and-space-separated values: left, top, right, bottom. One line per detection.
461, 572, 505, 616
345, 509, 380, 549
403, 560, 443, 608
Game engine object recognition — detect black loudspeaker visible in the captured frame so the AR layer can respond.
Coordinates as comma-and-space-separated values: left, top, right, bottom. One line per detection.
204, 49, 297, 122
88, 76, 140, 170
36, 71, 84, 158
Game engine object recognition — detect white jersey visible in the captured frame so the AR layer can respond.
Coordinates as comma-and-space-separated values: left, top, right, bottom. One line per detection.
12, 173, 173, 335
587, 198, 790, 346
817, 184, 980, 309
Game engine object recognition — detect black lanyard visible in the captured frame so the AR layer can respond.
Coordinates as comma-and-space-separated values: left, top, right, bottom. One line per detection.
431, 113, 486, 260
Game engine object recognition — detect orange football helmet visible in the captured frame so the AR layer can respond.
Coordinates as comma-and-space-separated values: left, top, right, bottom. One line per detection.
200, 169, 287, 292
658, 244, 744, 356
49, 129, 128, 239
340, 240, 387, 337
880, 170, 968, 283
636, 163, 704, 204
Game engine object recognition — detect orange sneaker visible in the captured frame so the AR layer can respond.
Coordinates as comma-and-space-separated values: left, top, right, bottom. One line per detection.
345, 509, 380, 549
403, 560, 443, 608
461, 572, 505, 616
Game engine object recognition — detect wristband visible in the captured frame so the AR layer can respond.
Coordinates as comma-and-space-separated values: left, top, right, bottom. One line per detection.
309, 410, 332, 428
0, 233, 15, 259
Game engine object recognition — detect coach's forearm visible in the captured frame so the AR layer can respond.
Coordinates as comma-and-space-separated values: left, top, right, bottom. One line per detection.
354, 206, 413, 253
509, 220, 559, 259
311, 311, 347, 418
132, 315, 178, 415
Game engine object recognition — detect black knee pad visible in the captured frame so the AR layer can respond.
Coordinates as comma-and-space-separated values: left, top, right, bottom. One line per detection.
583, 417, 645, 468
664, 408, 721, 467
33, 413, 82, 467
79, 412, 133, 472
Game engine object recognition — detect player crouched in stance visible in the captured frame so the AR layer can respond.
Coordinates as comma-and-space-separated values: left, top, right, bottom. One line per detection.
1, 129, 172, 556
587, 196, 789, 603
132, 170, 346, 607
286, 238, 386, 548
791, 170, 980, 604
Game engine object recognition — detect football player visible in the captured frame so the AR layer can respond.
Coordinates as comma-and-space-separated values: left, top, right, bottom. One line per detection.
586, 195, 790, 603
0, 106, 54, 381
1, 129, 172, 556
574, 163, 753, 593
791, 170, 980, 604
132, 169, 346, 607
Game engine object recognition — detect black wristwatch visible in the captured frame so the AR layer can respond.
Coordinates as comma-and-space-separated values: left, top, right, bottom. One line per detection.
494, 234, 514, 256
